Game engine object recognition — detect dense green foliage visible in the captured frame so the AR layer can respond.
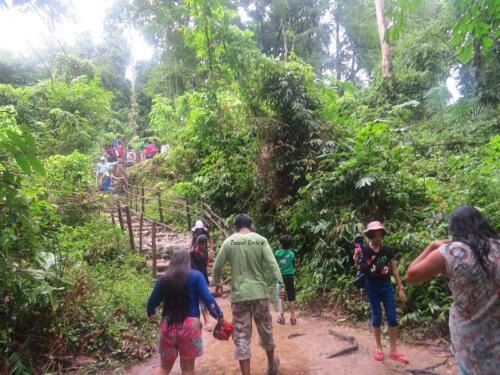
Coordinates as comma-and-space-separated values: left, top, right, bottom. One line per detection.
0, 0, 499, 373
0, 106, 154, 373
126, 0, 499, 334
0, 76, 112, 156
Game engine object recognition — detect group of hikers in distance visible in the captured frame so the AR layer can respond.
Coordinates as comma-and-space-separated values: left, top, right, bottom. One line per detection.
146, 205, 499, 375
95, 137, 170, 192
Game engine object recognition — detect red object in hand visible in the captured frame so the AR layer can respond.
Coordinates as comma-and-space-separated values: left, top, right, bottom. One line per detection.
354, 243, 362, 255
213, 320, 233, 340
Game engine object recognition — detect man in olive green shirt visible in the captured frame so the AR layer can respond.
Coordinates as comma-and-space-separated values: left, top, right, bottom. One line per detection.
213, 213, 282, 375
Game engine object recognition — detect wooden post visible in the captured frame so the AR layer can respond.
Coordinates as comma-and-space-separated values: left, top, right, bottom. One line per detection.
122, 138, 127, 166
141, 186, 145, 213
117, 202, 125, 231
139, 212, 144, 252
111, 211, 116, 225
124, 205, 135, 251
185, 198, 192, 231
135, 186, 139, 211
152, 221, 157, 278
157, 190, 164, 223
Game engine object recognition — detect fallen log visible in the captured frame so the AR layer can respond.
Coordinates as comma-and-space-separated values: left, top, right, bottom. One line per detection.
326, 329, 358, 359
288, 333, 306, 339
406, 355, 453, 375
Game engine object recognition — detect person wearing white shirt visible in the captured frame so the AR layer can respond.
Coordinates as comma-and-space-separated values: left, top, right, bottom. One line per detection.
96, 156, 118, 187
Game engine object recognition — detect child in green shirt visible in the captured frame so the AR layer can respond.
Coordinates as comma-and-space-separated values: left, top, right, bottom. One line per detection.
274, 235, 297, 325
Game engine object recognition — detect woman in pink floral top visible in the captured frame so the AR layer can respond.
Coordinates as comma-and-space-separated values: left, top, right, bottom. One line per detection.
406, 205, 499, 375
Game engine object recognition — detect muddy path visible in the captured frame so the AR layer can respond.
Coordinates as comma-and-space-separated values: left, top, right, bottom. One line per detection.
120, 293, 457, 375
109, 207, 456, 374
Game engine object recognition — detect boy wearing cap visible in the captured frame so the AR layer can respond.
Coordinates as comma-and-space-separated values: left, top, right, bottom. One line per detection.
191, 220, 212, 250
355, 221, 408, 364
274, 235, 297, 325
191, 220, 221, 296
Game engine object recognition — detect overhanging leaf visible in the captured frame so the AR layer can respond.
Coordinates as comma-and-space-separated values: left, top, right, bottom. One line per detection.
457, 44, 474, 63
356, 176, 376, 189
14, 155, 32, 175
27, 155, 46, 176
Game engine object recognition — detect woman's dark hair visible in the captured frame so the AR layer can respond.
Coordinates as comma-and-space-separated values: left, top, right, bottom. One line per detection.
196, 234, 208, 245
449, 205, 498, 272
161, 251, 191, 326
279, 235, 292, 248
234, 213, 252, 230
365, 229, 386, 240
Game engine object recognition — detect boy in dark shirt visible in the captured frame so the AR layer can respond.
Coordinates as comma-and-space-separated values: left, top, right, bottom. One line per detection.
190, 235, 212, 331
274, 235, 297, 325
191, 220, 222, 296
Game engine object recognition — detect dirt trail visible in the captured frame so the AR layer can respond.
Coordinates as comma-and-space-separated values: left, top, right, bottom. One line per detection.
122, 293, 457, 375
110, 208, 456, 374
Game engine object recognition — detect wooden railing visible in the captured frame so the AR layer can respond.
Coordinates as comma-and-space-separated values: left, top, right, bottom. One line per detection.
109, 178, 230, 277
118, 178, 230, 236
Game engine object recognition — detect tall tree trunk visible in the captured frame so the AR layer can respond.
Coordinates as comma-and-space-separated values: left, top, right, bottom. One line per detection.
203, 1, 215, 74
334, 3, 341, 81
283, 18, 288, 61
374, 0, 392, 77
472, 39, 482, 99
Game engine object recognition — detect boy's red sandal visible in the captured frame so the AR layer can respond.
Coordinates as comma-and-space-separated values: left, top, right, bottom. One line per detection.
372, 350, 384, 361
389, 352, 409, 365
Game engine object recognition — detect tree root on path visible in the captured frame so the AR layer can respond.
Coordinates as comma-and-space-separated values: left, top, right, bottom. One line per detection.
405, 355, 453, 375
288, 333, 306, 339
326, 329, 358, 358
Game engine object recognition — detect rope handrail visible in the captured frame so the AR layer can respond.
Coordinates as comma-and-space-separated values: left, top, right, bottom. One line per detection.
114, 175, 184, 199
113, 176, 189, 205
124, 204, 176, 232
119, 179, 230, 235
122, 183, 188, 207
40, 173, 230, 236
53, 196, 111, 209
120, 184, 229, 235
91, 160, 231, 235
114, 191, 228, 235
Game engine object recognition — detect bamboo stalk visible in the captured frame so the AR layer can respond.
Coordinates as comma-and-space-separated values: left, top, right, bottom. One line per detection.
141, 186, 145, 213
135, 186, 139, 211
152, 221, 157, 278
139, 212, 144, 252
157, 190, 164, 223
124, 205, 135, 251
186, 197, 192, 231
117, 202, 124, 231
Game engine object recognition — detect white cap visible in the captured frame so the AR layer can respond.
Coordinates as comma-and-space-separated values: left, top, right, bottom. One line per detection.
191, 220, 205, 231
100, 156, 106, 161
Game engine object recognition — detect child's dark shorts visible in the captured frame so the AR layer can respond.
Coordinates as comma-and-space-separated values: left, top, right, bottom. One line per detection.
283, 275, 296, 302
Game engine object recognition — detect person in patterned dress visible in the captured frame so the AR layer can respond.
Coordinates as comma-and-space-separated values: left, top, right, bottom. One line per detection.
406, 205, 499, 375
